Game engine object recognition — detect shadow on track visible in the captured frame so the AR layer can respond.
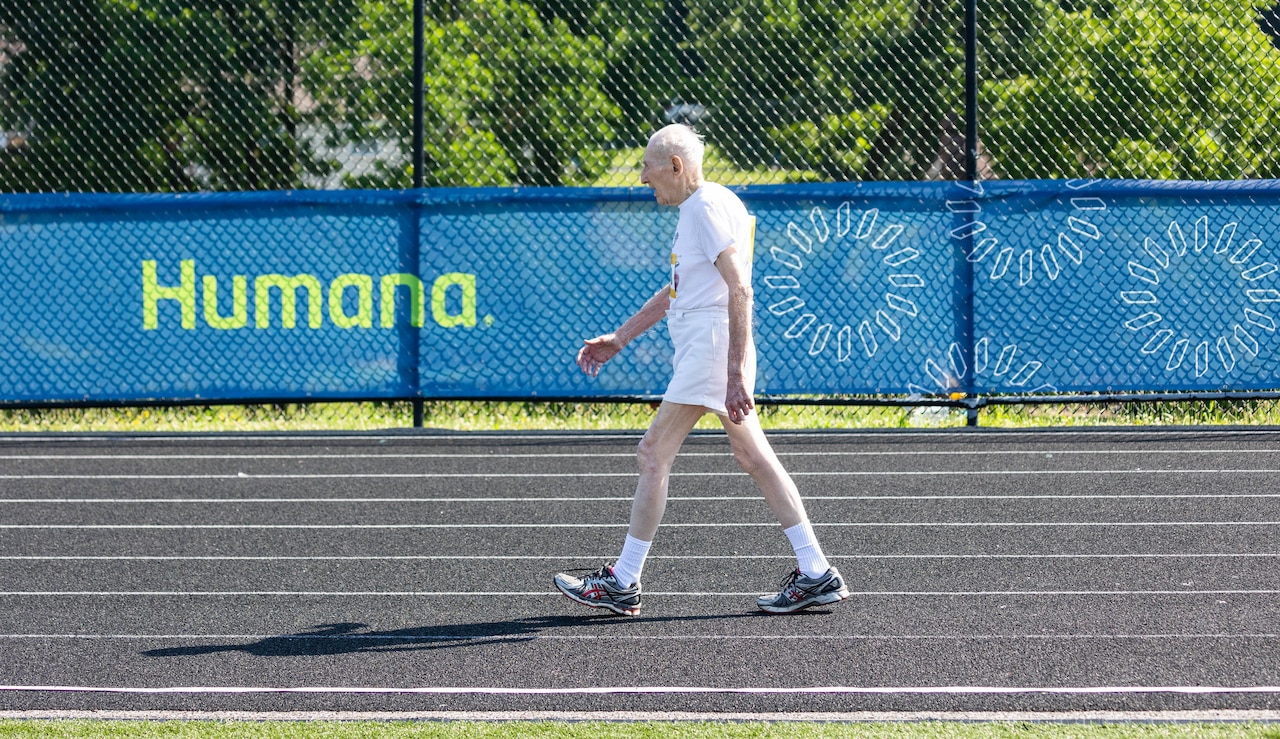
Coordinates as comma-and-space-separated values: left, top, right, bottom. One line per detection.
140, 610, 840, 658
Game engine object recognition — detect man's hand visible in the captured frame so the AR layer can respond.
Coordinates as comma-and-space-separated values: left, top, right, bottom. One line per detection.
725, 377, 754, 425
577, 334, 624, 377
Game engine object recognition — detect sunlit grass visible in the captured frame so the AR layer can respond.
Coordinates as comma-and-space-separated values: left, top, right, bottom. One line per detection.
4, 398, 1279, 433
0, 401, 932, 433
979, 398, 1280, 428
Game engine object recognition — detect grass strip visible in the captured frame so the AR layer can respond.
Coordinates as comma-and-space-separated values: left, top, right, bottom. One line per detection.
4, 398, 1280, 434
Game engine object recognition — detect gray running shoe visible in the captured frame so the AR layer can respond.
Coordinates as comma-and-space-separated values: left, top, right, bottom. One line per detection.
554, 564, 642, 616
757, 566, 850, 614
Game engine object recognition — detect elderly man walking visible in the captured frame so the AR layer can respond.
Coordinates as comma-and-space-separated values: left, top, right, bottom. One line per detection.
554, 124, 849, 616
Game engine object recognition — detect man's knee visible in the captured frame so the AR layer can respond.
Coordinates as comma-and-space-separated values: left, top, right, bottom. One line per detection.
731, 442, 776, 477
636, 434, 673, 476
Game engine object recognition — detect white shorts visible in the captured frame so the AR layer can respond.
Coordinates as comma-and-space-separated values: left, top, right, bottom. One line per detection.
663, 306, 755, 415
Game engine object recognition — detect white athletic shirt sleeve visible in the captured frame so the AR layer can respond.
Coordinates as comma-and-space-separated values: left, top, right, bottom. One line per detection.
668, 183, 753, 310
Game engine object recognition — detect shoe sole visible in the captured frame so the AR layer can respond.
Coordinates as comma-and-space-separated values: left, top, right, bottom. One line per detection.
757, 586, 850, 614
556, 583, 641, 616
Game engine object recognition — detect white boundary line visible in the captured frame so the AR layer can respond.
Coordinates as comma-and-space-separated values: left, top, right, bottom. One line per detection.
4, 428, 1279, 442
2, 589, 1278, 596
6, 468, 1280, 480
6, 708, 1280, 723
0, 433, 648, 443
4, 521, 1279, 529
5, 553, 1276, 561
4, 683, 1280, 696
4, 632, 1280, 641
7, 492, 1280, 503
6, 447, 1280, 460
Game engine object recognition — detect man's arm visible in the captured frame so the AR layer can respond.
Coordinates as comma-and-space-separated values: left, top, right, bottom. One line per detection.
576, 285, 670, 377
714, 246, 754, 424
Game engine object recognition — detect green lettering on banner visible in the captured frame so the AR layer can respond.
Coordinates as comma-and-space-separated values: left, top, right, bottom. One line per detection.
330, 274, 374, 329
432, 272, 477, 328
380, 273, 424, 328
202, 275, 248, 330
255, 274, 324, 329
142, 259, 196, 330
140, 260, 480, 331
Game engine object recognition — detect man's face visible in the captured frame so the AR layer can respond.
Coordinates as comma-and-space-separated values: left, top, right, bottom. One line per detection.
640, 146, 684, 206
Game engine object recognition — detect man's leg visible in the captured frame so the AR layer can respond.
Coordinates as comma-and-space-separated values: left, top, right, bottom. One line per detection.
719, 412, 807, 529
553, 401, 703, 614
628, 401, 705, 539
720, 413, 849, 613
611, 401, 704, 588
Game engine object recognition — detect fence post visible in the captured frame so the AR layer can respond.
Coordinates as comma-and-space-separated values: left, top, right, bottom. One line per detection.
961, 0, 980, 426
411, 0, 426, 428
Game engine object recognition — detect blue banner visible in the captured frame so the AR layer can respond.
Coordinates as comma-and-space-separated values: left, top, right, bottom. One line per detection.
2, 181, 1279, 403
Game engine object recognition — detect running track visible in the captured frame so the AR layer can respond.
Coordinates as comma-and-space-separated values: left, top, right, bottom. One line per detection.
2, 427, 1280, 721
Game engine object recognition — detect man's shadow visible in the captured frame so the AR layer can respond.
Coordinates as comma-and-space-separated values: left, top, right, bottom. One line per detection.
141, 610, 832, 659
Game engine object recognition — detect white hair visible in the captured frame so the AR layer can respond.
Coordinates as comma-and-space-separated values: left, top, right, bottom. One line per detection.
648, 124, 705, 171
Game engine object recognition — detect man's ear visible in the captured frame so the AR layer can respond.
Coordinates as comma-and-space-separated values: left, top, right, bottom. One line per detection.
671, 155, 683, 174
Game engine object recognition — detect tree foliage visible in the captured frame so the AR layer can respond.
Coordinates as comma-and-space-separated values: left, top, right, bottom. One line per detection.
0, 0, 360, 191
3, 0, 1280, 190
303, 0, 619, 187
983, 0, 1280, 179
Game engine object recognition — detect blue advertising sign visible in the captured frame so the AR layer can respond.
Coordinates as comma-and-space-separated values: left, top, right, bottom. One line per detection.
1, 181, 1279, 404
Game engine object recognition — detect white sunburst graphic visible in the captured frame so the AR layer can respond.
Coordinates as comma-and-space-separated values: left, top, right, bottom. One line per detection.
907, 180, 1091, 395
1121, 217, 1280, 377
763, 203, 922, 361
959, 179, 1107, 286
909, 338, 1057, 397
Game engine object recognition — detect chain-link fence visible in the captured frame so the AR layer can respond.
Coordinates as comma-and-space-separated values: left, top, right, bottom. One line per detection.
3, 0, 1280, 431
6, 0, 1278, 191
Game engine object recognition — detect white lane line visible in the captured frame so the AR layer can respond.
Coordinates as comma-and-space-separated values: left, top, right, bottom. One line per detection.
1, 589, 1278, 597
8, 709, 1280, 723
6, 468, 1280, 480
0, 453, 639, 460
5, 428, 1279, 442
3, 633, 1280, 641
7, 492, 1280, 504
4, 521, 1280, 529
0, 433, 646, 443
5, 684, 1280, 696
5, 553, 1276, 561
5, 448, 1280, 460
0, 496, 642, 504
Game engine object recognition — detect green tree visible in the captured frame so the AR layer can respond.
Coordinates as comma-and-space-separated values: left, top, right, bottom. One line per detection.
0, 0, 359, 192
984, 0, 1280, 179
684, 0, 969, 180
305, 0, 618, 188
1, 0, 194, 191
181, 0, 363, 190
590, 0, 704, 146
479, 2, 618, 186
686, 0, 886, 172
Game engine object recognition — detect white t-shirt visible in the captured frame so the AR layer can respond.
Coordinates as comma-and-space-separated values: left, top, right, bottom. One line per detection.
668, 183, 755, 310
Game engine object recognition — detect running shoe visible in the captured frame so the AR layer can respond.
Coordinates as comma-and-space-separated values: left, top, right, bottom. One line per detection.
554, 564, 642, 616
756, 566, 850, 614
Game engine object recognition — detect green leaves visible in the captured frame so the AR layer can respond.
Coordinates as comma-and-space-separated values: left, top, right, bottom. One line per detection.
983, 0, 1280, 180
4, 0, 1279, 189
303, 0, 619, 187
0, 0, 362, 191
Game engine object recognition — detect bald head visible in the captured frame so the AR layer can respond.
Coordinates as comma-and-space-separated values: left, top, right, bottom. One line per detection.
647, 124, 705, 175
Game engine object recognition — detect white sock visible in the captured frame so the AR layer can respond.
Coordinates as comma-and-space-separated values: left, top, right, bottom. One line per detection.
784, 521, 830, 579
611, 535, 651, 588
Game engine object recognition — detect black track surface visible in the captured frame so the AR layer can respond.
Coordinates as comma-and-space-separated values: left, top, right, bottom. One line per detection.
2, 427, 1279, 716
